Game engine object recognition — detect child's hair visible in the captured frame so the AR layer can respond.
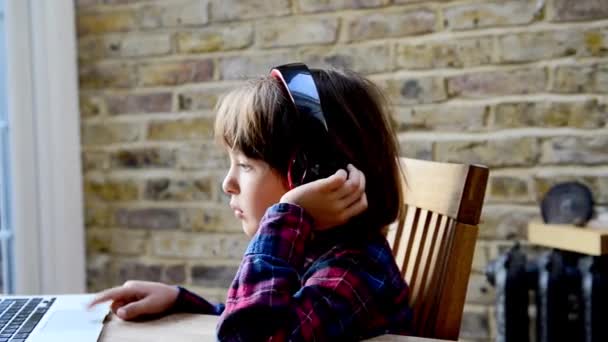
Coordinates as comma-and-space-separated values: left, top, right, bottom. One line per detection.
214, 67, 403, 234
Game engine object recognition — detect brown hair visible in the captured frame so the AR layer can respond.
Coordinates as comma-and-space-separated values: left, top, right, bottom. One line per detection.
214, 67, 403, 234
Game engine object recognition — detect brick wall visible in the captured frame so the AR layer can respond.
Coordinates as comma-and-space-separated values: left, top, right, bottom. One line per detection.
76, 0, 608, 340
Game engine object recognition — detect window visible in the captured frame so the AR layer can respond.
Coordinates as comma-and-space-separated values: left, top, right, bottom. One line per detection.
3, 0, 85, 295
0, 0, 14, 295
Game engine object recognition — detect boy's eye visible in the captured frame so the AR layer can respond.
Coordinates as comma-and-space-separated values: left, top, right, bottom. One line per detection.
237, 163, 252, 171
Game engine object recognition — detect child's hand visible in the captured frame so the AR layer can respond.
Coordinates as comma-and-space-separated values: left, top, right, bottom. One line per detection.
88, 280, 179, 321
280, 164, 367, 230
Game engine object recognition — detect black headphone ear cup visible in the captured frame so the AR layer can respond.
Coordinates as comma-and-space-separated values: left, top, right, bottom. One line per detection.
289, 149, 308, 187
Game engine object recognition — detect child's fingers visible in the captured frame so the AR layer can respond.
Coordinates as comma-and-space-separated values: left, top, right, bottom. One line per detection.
319, 169, 347, 191
340, 169, 366, 206
336, 165, 359, 199
358, 169, 366, 193
346, 164, 356, 175
88, 286, 136, 308
344, 193, 368, 219
116, 296, 154, 320
111, 300, 126, 314
341, 185, 365, 209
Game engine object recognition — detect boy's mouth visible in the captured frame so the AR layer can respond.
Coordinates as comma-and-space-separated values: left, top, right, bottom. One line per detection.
230, 203, 244, 219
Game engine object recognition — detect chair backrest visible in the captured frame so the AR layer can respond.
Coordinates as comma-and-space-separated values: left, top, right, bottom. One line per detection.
385, 157, 489, 340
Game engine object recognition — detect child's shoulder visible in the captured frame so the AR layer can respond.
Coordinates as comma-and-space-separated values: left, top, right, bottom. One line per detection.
331, 233, 393, 261
307, 233, 401, 282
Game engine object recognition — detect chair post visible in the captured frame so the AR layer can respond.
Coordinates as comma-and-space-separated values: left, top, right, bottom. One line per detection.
433, 222, 479, 340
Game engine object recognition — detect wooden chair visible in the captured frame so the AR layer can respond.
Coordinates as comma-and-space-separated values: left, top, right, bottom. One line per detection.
385, 158, 489, 341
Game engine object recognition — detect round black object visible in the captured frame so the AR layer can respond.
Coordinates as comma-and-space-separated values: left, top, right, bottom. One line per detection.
541, 182, 594, 226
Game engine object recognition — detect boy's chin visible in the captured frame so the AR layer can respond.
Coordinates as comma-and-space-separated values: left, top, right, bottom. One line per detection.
242, 223, 258, 237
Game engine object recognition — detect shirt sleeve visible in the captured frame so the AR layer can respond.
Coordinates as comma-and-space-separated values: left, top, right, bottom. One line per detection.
216, 202, 393, 341
171, 286, 225, 316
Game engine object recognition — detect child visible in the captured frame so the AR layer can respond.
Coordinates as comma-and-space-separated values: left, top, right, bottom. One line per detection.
89, 63, 412, 341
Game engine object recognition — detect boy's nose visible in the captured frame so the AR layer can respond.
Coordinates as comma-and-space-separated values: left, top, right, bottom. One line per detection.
222, 174, 238, 195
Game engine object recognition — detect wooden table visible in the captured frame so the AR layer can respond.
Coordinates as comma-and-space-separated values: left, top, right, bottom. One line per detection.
99, 313, 445, 341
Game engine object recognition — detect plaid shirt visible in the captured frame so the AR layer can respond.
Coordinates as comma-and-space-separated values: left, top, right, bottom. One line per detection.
173, 203, 412, 341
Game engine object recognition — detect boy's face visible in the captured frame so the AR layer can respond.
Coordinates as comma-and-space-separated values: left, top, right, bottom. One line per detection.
222, 149, 289, 237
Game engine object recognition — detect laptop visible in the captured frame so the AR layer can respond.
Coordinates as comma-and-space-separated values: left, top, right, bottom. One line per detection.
0, 294, 110, 342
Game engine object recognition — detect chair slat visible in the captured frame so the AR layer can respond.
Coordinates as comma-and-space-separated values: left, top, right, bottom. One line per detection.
387, 205, 409, 256
404, 209, 428, 295
416, 214, 449, 335
411, 211, 441, 312
408, 210, 433, 309
419, 216, 454, 337
386, 221, 397, 251
424, 217, 456, 337
395, 206, 416, 278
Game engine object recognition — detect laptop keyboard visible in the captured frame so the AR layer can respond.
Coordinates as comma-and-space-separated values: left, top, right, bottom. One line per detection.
0, 297, 56, 342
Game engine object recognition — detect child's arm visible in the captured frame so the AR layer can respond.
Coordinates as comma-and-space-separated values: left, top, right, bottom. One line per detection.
88, 281, 213, 321
216, 202, 404, 341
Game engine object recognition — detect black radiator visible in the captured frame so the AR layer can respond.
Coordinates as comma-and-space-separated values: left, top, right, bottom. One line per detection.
487, 245, 608, 342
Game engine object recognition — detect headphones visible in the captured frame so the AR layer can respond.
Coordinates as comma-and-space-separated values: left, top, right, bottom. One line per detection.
270, 63, 347, 189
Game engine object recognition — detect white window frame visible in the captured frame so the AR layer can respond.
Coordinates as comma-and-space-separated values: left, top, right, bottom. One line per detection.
6, 0, 85, 294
